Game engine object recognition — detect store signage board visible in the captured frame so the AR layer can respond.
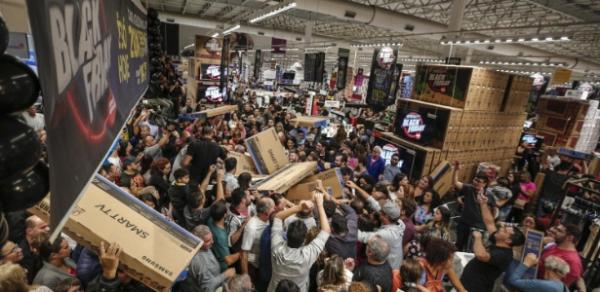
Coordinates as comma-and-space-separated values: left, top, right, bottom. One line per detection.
551, 68, 572, 85
26, 0, 149, 239
414, 65, 472, 108
366, 47, 398, 111
336, 48, 350, 90
29, 175, 203, 291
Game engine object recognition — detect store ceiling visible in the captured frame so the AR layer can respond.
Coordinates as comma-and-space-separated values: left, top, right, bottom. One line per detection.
146, 0, 600, 79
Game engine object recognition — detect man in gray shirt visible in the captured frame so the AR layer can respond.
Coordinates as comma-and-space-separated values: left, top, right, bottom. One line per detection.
348, 180, 406, 269
268, 192, 331, 292
188, 225, 235, 292
383, 154, 401, 182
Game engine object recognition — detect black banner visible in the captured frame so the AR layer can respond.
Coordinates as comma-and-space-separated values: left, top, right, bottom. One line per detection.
219, 38, 230, 94
366, 47, 398, 111
388, 63, 403, 101
304, 53, 316, 82
26, 0, 148, 238
254, 49, 262, 79
336, 48, 350, 90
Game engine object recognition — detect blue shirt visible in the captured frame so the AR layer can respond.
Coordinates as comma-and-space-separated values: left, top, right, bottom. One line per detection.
507, 263, 567, 292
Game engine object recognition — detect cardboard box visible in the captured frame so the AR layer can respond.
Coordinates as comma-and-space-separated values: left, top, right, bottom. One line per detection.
290, 115, 331, 128
227, 151, 259, 176
245, 127, 289, 175
287, 168, 345, 200
255, 162, 317, 194
429, 161, 453, 197
29, 176, 203, 291
179, 105, 238, 121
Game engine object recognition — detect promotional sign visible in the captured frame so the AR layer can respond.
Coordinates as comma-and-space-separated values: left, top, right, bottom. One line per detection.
195, 35, 222, 84
254, 49, 262, 79
26, 0, 149, 237
336, 48, 350, 90
272, 37, 287, 54
414, 65, 472, 108
394, 100, 452, 149
521, 230, 545, 279
304, 53, 317, 82
388, 63, 403, 101
551, 68, 572, 85
219, 37, 230, 94
29, 176, 203, 291
366, 47, 398, 111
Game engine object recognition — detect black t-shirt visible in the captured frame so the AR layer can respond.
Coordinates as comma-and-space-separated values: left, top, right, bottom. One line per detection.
353, 262, 392, 292
187, 138, 226, 184
539, 170, 569, 203
458, 184, 485, 228
460, 245, 513, 292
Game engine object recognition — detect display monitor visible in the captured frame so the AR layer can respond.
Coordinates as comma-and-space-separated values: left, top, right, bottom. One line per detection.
394, 101, 451, 149
520, 133, 544, 151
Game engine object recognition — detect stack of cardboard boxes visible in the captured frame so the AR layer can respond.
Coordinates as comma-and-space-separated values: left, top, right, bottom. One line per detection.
399, 64, 532, 182
535, 96, 599, 152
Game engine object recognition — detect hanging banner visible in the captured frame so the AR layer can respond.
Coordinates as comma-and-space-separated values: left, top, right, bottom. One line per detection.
336, 48, 350, 90
272, 37, 287, 54
304, 53, 317, 82
219, 37, 230, 95
551, 68, 572, 85
26, 0, 149, 238
366, 47, 398, 111
388, 63, 403, 101
254, 49, 262, 79
195, 35, 222, 83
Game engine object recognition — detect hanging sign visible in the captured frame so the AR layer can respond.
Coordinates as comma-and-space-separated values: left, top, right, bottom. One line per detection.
336, 48, 350, 90
366, 47, 398, 111
26, 0, 149, 238
551, 68, 572, 85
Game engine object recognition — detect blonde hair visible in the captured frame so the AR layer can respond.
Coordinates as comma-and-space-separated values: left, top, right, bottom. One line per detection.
0, 263, 29, 292
545, 256, 570, 277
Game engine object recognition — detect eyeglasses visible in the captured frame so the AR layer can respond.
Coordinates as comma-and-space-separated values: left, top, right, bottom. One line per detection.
1, 246, 20, 257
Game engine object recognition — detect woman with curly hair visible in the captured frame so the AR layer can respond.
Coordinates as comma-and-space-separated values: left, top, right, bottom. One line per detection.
418, 238, 465, 292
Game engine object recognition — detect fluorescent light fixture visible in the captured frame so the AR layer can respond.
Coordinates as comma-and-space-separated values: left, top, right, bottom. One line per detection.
483, 39, 491, 43
494, 39, 502, 43
211, 32, 219, 38
518, 38, 526, 42
545, 37, 553, 41
506, 38, 513, 43
479, 60, 565, 67
560, 36, 569, 40
531, 37, 539, 41
222, 24, 240, 35
250, 2, 297, 24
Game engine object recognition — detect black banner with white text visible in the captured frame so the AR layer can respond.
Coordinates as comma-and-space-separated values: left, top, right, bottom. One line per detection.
26, 0, 148, 238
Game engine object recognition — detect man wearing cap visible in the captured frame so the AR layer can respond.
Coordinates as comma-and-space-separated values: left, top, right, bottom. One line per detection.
350, 181, 405, 269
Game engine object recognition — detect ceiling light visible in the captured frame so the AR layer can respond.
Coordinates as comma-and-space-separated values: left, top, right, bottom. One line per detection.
494, 39, 502, 43
531, 37, 539, 41
222, 24, 240, 35
249, 2, 297, 24
474, 40, 481, 44
560, 36, 570, 41
518, 38, 526, 42
483, 39, 491, 43
506, 39, 513, 43
545, 37, 554, 41
211, 33, 219, 38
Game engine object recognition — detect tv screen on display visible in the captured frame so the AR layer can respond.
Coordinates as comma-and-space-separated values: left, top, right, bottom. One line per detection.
394, 101, 451, 149
520, 133, 544, 151
374, 139, 417, 179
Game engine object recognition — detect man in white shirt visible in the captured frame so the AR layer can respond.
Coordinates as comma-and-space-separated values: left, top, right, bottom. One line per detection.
267, 192, 330, 292
224, 158, 239, 196
240, 197, 274, 290
21, 105, 45, 132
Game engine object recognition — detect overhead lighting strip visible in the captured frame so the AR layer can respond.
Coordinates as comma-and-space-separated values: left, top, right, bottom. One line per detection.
351, 42, 402, 48
398, 58, 444, 63
441, 35, 570, 45
249, 2, 297, 24
479, 60, 566, 67
496, 69, 552, 76
222, 24, 240, 35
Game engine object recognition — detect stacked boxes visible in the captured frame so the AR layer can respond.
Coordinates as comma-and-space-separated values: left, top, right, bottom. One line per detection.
575, 100, 600, 153
535, 96, 595, 149
404, 65, 532, 183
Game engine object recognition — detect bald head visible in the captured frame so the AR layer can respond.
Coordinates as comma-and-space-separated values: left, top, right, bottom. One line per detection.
256, 197, 275, 218
25, 215, 49, 241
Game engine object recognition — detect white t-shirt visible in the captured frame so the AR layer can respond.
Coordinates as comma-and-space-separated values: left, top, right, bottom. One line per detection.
240, 216, 269, 268
21, 112, 45, 132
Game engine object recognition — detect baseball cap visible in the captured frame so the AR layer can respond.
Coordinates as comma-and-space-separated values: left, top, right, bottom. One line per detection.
381, 200, 400, 221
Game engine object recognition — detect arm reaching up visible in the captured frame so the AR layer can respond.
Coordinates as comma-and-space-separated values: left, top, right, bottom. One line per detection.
314, 191, 331, 233
478, 191, 497, 234
453, 161, 464, 190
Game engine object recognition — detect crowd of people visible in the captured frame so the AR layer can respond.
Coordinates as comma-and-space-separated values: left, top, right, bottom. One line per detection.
1, 59, 594, 292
